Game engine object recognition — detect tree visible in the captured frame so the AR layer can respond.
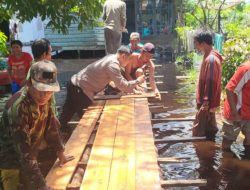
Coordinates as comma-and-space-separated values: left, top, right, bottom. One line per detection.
178, 0, 226, 31
0, 0, 104, 33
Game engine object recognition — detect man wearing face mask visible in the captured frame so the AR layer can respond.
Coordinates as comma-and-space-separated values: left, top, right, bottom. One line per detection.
59, 46, 145, 133
192, 29, 223, 140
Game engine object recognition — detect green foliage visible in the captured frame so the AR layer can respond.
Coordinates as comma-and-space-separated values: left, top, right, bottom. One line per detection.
223, 4, 250, 39
0, 31, 8, 57
0, 0, 105, 34
175, 26, 193, 41
222, 38, 250, 87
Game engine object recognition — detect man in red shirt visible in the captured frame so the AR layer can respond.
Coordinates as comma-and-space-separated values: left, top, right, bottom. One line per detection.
8, 40, 33, 94
222, 61, 250, 156
192, 29, 223, 140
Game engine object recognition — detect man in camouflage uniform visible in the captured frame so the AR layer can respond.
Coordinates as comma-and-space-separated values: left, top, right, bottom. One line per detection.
0, 60, 72, 190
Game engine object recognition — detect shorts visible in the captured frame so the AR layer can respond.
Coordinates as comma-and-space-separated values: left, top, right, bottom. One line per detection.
222, 120, 250, 144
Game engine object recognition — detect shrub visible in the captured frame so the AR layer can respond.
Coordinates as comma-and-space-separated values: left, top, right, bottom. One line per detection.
0, 31, 8, 57
222, 38, 250, 88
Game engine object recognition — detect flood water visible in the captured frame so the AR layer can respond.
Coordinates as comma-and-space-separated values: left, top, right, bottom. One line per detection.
1, 53, 250, 190
154, 59, 250, 190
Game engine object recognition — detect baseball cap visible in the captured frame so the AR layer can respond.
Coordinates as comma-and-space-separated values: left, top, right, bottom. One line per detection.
130, 32, 140, 40
117, 45, 132, 55
142, 43, 155, 54
30, 60, 60, 92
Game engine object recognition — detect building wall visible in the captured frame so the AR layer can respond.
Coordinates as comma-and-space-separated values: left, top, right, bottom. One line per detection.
134, 0, 175, 38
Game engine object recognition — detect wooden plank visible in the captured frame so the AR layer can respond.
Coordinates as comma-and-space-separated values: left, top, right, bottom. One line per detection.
80, 99, 120, 190
108, 98, 135, 190
149, 106, 168, 113
154, 137, 206, 144
146, 81, 164, 85
161, 179, 207, 187
46, 100, 105, 190
94, 92, 155, 100
67, 121, 79, 125
134, 98, 161, 190
151, 117, 195, 124
158, 157, 198, 164
176, 76, 190, 79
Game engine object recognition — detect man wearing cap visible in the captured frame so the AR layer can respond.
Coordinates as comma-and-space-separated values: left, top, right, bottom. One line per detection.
102, 0, 127, 54
124, 42, 161, 98
59, 46, 145, 132
127, 32, 144, 53
0, 60, 72, 190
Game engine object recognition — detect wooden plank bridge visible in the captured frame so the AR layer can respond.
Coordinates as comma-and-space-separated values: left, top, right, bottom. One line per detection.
46, 92, 207, 189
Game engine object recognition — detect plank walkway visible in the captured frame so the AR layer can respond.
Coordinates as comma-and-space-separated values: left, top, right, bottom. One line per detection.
46, 95, 161, 190
46, 93, 207, 189
46, 101, 105, 189
80, 98, 161, 190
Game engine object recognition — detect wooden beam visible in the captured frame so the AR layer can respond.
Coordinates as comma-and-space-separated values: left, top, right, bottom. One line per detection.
176, 76, 190, 79
146, 81, 164, 85
161, 179, 207, 187
159, 91, 168, 94
67, 121, 79, 125
157, 157, 198, 164
134, 98, 161, 189
46, 100, 105, 190
154, 137, 206, 144
154, 75, 164, 78
94, 92, 155, 100
149, 107, 168, 113
80, 100, 121, 189
151, 117, 195, 124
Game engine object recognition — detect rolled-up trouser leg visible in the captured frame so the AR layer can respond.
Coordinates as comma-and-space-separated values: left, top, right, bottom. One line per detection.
0, 169, 20, 190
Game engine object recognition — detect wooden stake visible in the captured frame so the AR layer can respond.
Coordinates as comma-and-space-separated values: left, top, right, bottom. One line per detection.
154, 136, 206, 144
161, 179, 207, 187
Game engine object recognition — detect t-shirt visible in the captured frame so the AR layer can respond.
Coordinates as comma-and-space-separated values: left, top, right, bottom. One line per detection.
223, 61, 250, 120
71, 54, 138, 101
8, 52, 32, 85
127, 42, 143, 53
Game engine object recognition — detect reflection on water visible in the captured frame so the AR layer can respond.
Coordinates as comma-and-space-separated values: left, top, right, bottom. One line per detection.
154, 74, 250, 190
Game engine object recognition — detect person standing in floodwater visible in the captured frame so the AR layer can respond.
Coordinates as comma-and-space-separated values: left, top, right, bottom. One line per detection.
192, 29, 223, 140
222, 61, 250, 158
102, 0, 127, 54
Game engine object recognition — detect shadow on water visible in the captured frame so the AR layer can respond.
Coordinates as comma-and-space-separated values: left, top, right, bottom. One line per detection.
153, 59, 250, 190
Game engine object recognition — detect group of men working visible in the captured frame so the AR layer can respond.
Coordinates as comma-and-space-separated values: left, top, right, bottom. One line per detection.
0, 29, 160, 189
0, 0, 250, 188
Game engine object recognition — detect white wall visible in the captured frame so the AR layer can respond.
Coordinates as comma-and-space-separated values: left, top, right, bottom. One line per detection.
10, 16, 45, 56
16, 17, 45, 42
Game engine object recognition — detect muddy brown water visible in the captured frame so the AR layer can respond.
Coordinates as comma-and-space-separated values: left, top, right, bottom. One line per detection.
1, 55, 250, 190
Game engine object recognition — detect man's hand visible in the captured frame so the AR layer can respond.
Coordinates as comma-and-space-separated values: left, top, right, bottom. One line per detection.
133, 88, 143, 95
154, 88, 161, 100
136, 85, 144, 92
201, 101, 209, 111
137, 75, 145, 84
57, 151, 74, 167
121, 27, 128, 33
232, 111, 241, 126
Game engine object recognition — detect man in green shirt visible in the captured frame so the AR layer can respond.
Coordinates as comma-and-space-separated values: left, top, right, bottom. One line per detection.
0, 60, 72, 190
